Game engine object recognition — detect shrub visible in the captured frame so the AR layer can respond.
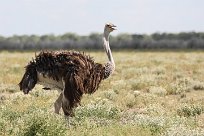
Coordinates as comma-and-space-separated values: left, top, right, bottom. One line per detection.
177, 105, 204, 117
167, 78, 192, 95
192, 81, 204, 90
20, 110, 68, 136
75, 99, 120, 120
0, 105, 68, 136
121, 113, 166, 135
148, 86, 167, 96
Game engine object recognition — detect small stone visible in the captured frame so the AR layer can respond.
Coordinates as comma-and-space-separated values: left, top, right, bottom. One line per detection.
133, 90, 140, 97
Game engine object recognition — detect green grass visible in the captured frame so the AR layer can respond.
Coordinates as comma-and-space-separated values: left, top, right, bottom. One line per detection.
1, 50, 204, 135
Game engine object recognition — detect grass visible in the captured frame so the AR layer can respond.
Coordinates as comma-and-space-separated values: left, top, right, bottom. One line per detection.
0, 50, 204, 135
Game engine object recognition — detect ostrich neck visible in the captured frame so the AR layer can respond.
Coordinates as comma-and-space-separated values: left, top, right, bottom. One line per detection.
103, 32, 115, 69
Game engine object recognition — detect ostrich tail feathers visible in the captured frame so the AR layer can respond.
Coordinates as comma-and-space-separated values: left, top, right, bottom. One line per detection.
19, 62, 37, 94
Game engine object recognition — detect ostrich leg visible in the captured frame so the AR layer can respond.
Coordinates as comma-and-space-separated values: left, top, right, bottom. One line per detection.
62, 94, 74, 116
54, 93, 63, 114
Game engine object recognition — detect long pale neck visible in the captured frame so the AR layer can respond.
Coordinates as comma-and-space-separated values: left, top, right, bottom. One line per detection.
103, 32, 115, 69
103, 31, 115, 79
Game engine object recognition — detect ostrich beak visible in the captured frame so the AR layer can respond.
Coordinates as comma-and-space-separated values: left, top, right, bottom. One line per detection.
111, 25, 117, 30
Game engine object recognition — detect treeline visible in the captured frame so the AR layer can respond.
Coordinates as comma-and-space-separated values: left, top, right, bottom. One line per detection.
0, 32, 204, 50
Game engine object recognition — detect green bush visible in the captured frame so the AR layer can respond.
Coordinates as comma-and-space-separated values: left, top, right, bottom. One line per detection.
21, 112, 67, 136
75, 99, 120, 120
177, 105, 204, 117
0, 105, 68, 136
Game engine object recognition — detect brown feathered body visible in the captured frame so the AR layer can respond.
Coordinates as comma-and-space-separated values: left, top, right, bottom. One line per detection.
19, 50, 107, 115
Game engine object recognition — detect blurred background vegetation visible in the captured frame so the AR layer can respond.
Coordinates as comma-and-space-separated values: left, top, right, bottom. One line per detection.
1, 32, 204, 50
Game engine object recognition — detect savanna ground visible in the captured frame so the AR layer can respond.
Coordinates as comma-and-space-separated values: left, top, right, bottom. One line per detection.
0, 50, 204, 136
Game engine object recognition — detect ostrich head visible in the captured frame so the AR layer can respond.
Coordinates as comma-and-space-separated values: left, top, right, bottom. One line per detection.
104, 23, 117, 35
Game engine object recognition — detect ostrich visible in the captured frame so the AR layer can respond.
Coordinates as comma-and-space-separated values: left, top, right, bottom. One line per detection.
19, 23, 116, 116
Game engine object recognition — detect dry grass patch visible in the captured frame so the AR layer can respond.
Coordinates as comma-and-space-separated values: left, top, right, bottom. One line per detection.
1, 50, 204, 135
